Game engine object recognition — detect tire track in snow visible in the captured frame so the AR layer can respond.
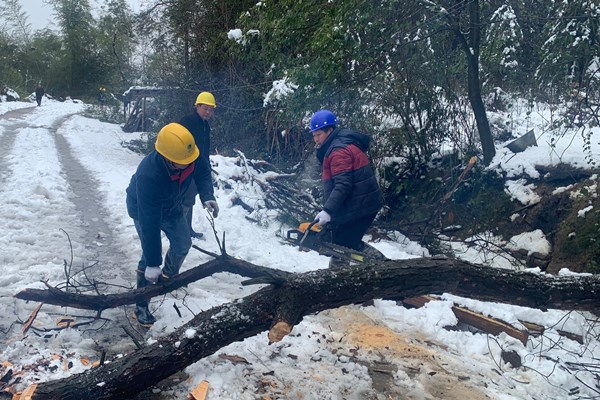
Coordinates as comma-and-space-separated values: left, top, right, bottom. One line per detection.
50, 114, 131, 286
0, 106, 136, 365
0, 122, 86, 333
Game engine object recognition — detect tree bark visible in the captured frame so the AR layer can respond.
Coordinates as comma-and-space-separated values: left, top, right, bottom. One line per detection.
447, 0, 496, 165
23, 257, 600, 399
15, 255, 291, 313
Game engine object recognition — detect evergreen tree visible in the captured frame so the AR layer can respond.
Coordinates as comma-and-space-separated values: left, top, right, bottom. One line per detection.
97, 0, 136, 92
537, 0, 600, 100
52, 0, 98, 96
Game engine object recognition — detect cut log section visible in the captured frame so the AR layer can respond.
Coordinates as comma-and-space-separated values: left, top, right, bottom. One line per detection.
403, 295, 529, 344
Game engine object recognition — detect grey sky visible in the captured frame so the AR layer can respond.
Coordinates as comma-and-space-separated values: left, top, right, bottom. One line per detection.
20, 0, 141, 32
21, 0, 54, 31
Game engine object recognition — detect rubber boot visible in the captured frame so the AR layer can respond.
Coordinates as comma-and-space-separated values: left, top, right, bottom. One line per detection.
161, 248, 182, 279
135, 272, 156, 326
186, 207, 204, 239
134, 305, 156, 326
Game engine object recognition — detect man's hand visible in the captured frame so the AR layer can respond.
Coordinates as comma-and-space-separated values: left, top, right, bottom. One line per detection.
144, 266, 162, 284
315, 210, 331, 226
203, 200, 219, 218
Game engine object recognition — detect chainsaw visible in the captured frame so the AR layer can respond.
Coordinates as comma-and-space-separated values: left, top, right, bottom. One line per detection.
286, 222, 387, 263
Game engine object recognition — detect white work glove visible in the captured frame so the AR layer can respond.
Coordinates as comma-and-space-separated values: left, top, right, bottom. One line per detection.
315, 210, 331, 226
203, 200, 219, 218
144, 266, 162, 284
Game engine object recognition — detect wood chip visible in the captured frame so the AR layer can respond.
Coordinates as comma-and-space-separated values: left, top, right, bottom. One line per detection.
18, 384, 37, 400
21, 303, 43, 335
217, 354, 249, 364
189, 380, 209, 400
56, 316, 76, 328
267, 321, 292, 344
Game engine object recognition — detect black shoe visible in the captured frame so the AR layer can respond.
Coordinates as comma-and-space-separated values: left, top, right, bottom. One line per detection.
134, 305, 156, 326
190, 230, 204, 239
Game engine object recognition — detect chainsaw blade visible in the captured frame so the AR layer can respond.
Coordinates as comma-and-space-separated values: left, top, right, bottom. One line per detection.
286, 228, 378, 263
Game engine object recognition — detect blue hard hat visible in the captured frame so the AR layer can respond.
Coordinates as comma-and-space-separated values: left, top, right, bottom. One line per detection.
309, 109, 337, 132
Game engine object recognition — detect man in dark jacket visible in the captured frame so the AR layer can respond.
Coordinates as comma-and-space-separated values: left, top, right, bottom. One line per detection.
179, 91, 216, 239
35, 84, 44, 106
126, 122, 219, 325
310, 109, 383, 258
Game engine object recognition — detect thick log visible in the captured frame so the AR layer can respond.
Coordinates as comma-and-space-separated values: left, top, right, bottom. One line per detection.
23, 258, 600, 399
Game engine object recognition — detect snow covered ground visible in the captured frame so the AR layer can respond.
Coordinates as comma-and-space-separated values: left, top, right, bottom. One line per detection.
0, 98, 598, 399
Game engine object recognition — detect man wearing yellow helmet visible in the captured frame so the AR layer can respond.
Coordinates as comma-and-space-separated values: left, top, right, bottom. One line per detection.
125, 122, 219, 325
179, 91, 216, 239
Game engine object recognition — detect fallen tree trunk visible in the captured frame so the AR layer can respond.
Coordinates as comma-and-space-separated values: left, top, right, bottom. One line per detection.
23, 257, 600, 399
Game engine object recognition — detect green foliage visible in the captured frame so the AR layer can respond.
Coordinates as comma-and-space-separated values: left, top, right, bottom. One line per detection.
481, 3, 525, 90
230, 0, 461, 160
96, 0, 136, 92
558, 208, 600, 272
536, 0, 600, 99
1, 0, 598, 170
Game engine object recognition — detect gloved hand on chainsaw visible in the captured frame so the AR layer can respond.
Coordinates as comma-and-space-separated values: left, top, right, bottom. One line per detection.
314, 210, 331, 226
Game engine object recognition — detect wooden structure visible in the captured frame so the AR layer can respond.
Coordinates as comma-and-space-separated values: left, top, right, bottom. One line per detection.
121, 87, 187, 132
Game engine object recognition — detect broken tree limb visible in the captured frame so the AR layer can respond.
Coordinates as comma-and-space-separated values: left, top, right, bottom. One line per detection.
23, 257, 600, 399
14, 256, 292, 312
403, 295, 529, 344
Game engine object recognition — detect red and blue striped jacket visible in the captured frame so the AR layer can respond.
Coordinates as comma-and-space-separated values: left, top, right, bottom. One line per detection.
316, 128, 383, 224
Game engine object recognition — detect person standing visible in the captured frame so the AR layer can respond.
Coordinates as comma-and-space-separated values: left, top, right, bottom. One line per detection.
178, 91, 216, 239
310, 109, 383, 265
126, 122, 219, 325
35, 84, 44, 106
97, 87, 106, 104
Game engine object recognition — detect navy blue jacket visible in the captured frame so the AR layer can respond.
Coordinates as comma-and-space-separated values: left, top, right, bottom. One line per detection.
316, 128, 383, 224
126, 151, 215, 266
179, 112, 210, 162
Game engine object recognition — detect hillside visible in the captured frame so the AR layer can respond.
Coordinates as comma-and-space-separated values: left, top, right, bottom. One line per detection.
382, 159, 600, 274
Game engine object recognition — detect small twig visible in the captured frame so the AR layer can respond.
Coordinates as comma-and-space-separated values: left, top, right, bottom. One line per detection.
172, 303, 182, 318
121, 324, 144, 350
59, 229, 74, 292
191, 245, 220, 258
205, 212, 224, 254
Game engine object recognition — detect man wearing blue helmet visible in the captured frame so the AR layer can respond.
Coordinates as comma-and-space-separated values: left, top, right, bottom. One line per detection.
310, 109, 383, 265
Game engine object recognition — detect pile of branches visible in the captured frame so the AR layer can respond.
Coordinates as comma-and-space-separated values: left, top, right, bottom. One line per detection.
232, 150, 320, 226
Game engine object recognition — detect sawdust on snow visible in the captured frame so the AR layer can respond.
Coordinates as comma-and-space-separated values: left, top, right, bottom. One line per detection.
327, 306, 495, 400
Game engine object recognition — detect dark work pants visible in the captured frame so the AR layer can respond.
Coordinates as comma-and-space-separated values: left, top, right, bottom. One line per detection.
182, 180, 198, 231
133, 214, 191, 307
324, 213, 377, 251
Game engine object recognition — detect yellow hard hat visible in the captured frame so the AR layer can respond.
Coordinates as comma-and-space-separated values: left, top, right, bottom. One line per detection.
195, 91, 216, 107
155, 123, 199, 164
